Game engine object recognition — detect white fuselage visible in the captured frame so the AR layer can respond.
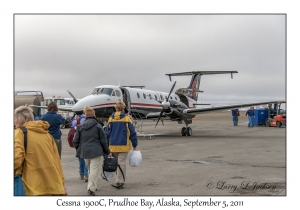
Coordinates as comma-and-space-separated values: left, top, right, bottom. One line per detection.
72, 85, 196, 118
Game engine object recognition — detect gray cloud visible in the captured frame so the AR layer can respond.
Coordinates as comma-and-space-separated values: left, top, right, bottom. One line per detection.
15, 14, 286, 103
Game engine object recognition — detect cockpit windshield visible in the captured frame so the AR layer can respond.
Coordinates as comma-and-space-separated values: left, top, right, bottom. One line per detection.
54, 99, 65, 105
90, 88, 113, 96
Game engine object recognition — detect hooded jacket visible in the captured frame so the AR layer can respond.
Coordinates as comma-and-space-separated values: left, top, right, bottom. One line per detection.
106, 111, 138, 152
73, 117, 110, 159
40, 111, 66, 139
14, 120, 65, 195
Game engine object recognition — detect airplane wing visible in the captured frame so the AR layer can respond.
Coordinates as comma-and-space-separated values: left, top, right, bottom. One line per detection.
145, 112, 166, 119
29, 105, 74, 112
183, 101, 285, 114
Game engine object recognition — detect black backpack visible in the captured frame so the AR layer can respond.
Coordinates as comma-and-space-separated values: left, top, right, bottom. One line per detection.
102, 157, 125, 189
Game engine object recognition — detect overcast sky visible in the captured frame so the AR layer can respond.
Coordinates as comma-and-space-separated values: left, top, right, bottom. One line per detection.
14, 14, 286, 103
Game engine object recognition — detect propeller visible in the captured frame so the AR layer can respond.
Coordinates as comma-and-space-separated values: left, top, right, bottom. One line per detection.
155, 81, 176, 127
67, 90, 78, 104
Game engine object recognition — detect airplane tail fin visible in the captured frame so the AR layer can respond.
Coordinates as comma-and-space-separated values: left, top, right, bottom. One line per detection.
166, 71, 238, 101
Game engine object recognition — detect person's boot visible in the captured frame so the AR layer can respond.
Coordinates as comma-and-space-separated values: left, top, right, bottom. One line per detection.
80, 175, 84, 180
88, 189, 95, 196
84, 175, 88, 182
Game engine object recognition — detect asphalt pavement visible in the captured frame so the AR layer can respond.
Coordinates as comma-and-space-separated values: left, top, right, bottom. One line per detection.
60, 115, 286, 196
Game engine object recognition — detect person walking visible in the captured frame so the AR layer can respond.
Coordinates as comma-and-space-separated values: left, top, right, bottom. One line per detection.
105, 101, 138, 189
14, 106, 66, 195
231, 109, 239, 126
246, 106, 255, 127
67, 118, 89, 182
40, 101, 69, 158
73, 106, 111, 196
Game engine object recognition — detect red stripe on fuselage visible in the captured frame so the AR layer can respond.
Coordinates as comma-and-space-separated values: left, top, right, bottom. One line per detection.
90, 102, 196, 109
131, 103, 161, 107
90, 102, 116, 108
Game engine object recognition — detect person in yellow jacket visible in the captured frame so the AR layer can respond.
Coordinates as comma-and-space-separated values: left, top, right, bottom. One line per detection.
14, 106, 66, 196
105, 101, 138, 189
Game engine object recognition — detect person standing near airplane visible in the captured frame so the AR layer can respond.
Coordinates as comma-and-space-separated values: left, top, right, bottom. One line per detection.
73, 106, 111, 196
105, 101, 138, 189
231, 108, 239, 126
40, 101, 69, 158
67, 118, 89, 182
246, 106, 255, 127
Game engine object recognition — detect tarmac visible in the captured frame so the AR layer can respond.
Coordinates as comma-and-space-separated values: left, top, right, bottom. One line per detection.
61, 111, 286, 196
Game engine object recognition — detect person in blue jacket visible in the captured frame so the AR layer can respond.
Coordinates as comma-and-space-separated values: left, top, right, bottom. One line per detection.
105, 101, 138, 189
40, 101, 69, 158
231, 109, 239, 126
246, 106, 255, 127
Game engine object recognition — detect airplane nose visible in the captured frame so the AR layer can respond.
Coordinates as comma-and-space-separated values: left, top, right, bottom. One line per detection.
72, 101, 83, 112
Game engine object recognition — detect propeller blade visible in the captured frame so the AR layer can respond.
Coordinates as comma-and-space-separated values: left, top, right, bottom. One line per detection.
155, 110, 164, 128
67, 90, 78, 104
166, 81, 177, 102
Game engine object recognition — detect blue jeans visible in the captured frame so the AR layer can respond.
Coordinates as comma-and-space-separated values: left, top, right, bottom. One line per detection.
248, 116, 254, 127
78, 158, 88, 176
232, 116, 238, 126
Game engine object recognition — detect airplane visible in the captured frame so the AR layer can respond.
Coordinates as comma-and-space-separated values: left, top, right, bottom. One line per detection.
30, 71, 284, 136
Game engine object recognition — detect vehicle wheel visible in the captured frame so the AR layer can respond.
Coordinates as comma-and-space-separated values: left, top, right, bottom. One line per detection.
187, 127, 192, 136
265, 119, 270, 127
181, 127, 186, 136
276, 121, 282, 128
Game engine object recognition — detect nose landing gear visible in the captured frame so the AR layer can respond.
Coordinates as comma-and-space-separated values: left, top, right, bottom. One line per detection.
181, 126, 192, 136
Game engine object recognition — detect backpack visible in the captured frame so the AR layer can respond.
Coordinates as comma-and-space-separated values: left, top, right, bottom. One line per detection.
67, 127, 76, 148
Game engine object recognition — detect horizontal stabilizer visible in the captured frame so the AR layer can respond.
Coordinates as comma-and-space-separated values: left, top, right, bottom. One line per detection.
166, 71, 238, 81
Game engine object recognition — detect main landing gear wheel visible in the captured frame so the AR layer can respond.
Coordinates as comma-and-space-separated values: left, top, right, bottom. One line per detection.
186, 127, 192, 136
181, 127, 186, 136
181, 127, 192, 136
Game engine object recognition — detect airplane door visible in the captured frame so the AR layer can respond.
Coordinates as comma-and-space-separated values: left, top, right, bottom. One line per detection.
120, 88, 131, 114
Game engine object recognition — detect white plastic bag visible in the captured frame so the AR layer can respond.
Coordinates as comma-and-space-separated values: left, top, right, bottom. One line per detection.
129, 150, 142, 167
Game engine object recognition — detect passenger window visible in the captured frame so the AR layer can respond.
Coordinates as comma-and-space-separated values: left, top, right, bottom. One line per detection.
165, 96, 167, 100
143, 93, 146, 99
160, 95, 163, 101
175, 97, 177, 100
137, 92, 140, 98
155, 95, 157, 100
